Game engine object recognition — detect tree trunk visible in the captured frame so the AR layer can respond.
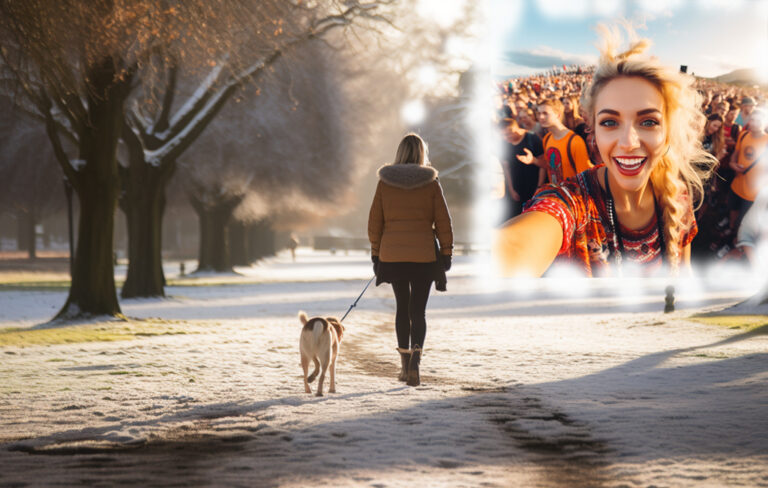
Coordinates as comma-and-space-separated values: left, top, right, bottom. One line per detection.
58, 183, 121, 318
15, 212, 26, 251
248, 219, 276, 261
42, 222, 51, 250
229, 220, 250, 266
55, 57, 128, 320
119, 126, 176, 298
189, 194, 242, 272
120, 165, 169, 298
26, 209, 36, 259
15, 209, 36, 259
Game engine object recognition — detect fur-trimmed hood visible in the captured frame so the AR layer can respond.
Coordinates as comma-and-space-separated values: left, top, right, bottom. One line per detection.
377, 164, 438, 190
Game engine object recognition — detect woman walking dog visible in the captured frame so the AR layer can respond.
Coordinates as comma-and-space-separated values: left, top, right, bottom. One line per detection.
368, 133, 453, 386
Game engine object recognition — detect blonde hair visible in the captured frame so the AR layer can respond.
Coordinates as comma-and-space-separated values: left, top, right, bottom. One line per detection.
537, 98, 565, 120
581, 24, 716, 273
394, 133, 429, 166
562, 94, 584, 131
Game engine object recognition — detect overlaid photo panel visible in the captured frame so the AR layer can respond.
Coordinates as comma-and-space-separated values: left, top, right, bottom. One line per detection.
1, 1, 768, 487
487, 0, 768, 292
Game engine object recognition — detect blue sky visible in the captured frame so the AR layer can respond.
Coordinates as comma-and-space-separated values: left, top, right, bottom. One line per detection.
489, 0, 768, 79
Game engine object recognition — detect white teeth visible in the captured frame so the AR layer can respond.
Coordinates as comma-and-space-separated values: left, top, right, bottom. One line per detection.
614, 157, 645, 169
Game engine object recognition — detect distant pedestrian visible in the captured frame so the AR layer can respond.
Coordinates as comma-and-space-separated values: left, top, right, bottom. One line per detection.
368, 133, 453, 386
288, 234, 299, 262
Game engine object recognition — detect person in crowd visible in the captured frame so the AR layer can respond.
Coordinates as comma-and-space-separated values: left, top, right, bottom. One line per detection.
720, 104, 743, 193
534, 98, 592, 185
724, 104, 742, 155
514, 97, 529, 115
494, 25, 716, 277
707, 93, 723, 114
702, 114, 727, 162
518, 107, 545, 139
695, 114, 728, 237
562, 94, 586, 134
736, 96, 756, 127
368, 133, 453, 387
728, 108, 768, 236
499, 117, 546, 222
713, 101, 729, 118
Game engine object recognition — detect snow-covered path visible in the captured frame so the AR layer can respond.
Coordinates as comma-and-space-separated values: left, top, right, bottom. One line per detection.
1, 251, 767, 487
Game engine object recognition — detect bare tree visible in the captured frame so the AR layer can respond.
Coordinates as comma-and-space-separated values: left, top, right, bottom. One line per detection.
0, 0, 392, 317
180, 42, 353, 272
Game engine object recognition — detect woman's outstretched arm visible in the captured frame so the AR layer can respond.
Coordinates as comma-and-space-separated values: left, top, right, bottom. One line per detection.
493, 211, 563, 277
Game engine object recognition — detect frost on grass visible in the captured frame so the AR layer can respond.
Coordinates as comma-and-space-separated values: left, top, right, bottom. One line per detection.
0, 251, 767, 486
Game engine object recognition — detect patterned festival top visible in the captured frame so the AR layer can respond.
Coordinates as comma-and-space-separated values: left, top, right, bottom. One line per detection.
523, 166, 697, 277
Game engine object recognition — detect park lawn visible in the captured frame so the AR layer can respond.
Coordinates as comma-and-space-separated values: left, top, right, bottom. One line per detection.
0, 271, 71, 289
0, 318, 190, 347
689, 314, 768, 332
0, 281, 72, 291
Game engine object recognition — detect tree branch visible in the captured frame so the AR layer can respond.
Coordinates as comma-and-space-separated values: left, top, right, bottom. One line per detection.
9, 102, 79, 146
155, 58, 229, 143
153, 56, 178, 134
39, 90, 78, 189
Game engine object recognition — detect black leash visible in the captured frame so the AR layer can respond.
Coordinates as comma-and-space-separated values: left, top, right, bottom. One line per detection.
340, 275, 375, 323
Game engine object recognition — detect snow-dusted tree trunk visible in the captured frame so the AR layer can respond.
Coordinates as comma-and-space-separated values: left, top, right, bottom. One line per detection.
54, 58, 131, 319
118, 0, 387, 294
119, 153, 174, 298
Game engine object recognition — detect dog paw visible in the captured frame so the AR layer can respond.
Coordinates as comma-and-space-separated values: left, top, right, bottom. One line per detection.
329, 388, 336, 393
315, 392, 324, 397
305, 388, 312, 394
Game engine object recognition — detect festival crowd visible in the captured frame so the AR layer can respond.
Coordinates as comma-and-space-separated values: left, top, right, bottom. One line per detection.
494, 66, 768, 268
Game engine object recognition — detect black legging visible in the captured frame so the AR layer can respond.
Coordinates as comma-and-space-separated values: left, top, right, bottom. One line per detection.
391, 279, 433, 349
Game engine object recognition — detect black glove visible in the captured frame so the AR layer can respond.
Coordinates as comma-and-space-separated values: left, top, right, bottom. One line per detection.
442, 254, 451, 272
372, 255, 380, 274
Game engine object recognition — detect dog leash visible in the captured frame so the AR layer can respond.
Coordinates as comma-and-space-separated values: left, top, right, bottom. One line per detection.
339, 275, 375, 323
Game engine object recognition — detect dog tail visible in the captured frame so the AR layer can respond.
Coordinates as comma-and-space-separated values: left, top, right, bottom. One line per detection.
298, 311, 309, 325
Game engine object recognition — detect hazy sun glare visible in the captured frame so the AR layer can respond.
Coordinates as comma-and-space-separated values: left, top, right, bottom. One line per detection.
416, 0, 467, 28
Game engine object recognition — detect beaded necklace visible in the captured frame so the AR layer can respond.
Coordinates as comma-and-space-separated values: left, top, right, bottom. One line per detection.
603, 169, 665, 273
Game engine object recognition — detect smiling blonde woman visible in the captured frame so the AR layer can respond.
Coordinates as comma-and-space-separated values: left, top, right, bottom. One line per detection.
495, 24, 716, 277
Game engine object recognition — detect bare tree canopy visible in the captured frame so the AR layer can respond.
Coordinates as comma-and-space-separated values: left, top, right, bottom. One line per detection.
0, 0, 393, 318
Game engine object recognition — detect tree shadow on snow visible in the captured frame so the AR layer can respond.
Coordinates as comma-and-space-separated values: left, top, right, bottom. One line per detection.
1, 383, 613, 488
3, 326, 766, 487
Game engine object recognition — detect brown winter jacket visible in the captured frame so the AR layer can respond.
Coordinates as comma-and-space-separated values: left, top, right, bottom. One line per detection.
368, 164, 453, 263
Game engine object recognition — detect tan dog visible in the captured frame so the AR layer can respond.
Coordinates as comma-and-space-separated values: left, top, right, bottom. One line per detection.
299, 311, 344, 396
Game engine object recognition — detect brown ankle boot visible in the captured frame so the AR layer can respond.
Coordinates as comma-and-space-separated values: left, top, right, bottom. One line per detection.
406, 347, 421, 386
397, 348, 411, 382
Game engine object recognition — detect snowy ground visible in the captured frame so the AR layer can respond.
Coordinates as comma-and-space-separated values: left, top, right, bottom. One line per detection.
1, 249, 767, 487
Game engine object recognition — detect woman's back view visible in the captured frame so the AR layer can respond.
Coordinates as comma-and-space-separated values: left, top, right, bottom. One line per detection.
368, 133, 453, 386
